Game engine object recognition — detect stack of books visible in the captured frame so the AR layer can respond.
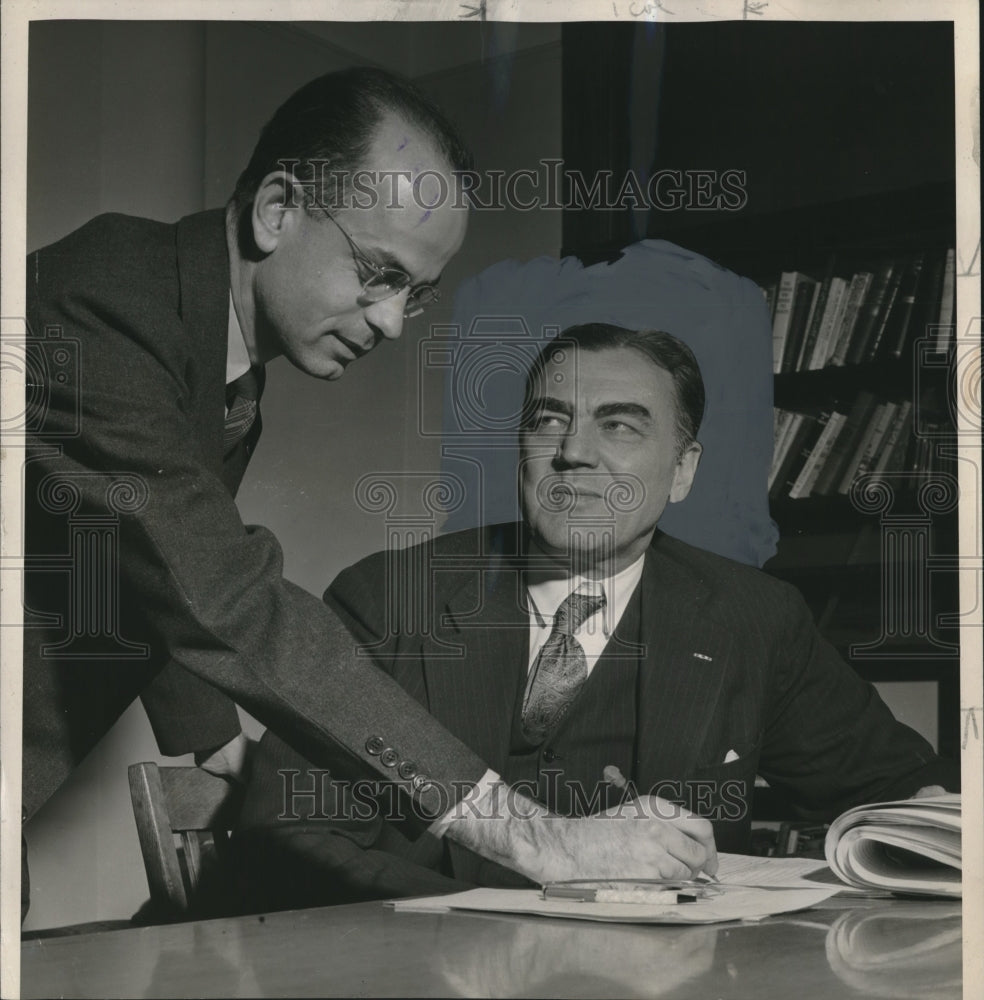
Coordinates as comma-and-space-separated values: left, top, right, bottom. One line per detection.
766, 248, 956, 374
768, 392, 954, 501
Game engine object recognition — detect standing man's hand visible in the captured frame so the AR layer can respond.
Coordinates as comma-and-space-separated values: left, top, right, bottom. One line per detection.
445, 784, 718, 884
588, 794, 719, 879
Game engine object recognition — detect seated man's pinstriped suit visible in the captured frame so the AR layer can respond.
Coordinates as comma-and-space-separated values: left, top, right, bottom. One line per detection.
235, 521, 955, 906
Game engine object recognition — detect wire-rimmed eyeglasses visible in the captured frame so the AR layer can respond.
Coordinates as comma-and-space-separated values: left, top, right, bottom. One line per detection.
315, 208, 441, 319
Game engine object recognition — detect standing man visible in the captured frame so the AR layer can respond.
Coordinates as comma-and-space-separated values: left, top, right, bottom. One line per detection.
22, 69, 715, 912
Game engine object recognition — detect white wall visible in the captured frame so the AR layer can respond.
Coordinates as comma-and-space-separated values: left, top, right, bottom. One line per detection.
23, 18, 561, 931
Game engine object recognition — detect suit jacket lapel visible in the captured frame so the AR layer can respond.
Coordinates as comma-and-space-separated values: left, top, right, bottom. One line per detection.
175, 210, 231, 474
427, 529, 530, 884
423, 530, 529, 773
635, 533, 733, 786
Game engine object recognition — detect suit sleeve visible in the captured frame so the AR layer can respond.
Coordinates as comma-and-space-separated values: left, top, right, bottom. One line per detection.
758, 584, 958, 816
25, 229, 487, 826
139, 660, 242, 757
323, 552, 397, 651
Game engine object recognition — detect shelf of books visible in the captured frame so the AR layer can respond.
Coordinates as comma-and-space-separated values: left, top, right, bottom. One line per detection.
765, 245, 957, 508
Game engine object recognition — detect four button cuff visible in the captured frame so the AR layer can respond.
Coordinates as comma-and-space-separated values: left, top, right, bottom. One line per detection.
365, 734, 431, 797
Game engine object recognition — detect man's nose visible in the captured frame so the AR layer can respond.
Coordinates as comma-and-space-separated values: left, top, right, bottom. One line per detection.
362, 289, 410, 342
553, 424, 598, 468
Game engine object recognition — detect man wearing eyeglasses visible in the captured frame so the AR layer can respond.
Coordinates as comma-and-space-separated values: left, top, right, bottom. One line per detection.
22, 67, 715, 917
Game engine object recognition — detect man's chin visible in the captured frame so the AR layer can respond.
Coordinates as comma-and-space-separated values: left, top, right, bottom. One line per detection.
288, 351, 351, 381
529, 525, 608, 565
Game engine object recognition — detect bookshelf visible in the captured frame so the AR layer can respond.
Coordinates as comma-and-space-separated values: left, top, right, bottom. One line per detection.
746, 189, 960, 763
674, 186, 961, 770
558, 22, 960, 761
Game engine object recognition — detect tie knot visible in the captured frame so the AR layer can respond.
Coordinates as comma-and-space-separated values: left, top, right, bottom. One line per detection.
554, 589, 606, 635
226, 365, 265, 407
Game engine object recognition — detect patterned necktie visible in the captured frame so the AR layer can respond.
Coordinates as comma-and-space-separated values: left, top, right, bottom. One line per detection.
224, 365, 265, 452
522, 588, 607, 744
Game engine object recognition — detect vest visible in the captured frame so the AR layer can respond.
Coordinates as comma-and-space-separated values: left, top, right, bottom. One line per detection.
460, 583, 646, 887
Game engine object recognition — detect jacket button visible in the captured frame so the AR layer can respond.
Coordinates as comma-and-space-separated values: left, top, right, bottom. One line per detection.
398, 760, 418, 779
365, 736, 386, 755
380, 748, 399, 768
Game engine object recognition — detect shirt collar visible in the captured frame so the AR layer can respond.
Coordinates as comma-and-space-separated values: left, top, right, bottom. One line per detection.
226, 291, 252, 385
526, 552, 646, 637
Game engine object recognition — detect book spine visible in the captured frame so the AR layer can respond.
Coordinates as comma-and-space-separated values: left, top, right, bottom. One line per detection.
872, 400, 914, 476
838, 401, 898, 493
769, 409, 796, 487
772, 272, 798, 373
830, 272, 873, 366
780, 411, 830, 499
763, 282, 778, 320
813, 390, 877, 495
796, 271, 832, 372
886, 251, 926, 359
810, 277, 849, 370
769, 412, 806, 491
847, 261, 895, 365
907, 249, 946, 358
934, 247, 956, 352
790, 412, 848, 498
770, 413, 815, 501
864, 258, 905, 361
781, 277, 818, 373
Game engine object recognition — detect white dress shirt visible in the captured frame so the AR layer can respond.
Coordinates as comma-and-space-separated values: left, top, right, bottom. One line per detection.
525, 554, 646, 676
226, 291, 252, 391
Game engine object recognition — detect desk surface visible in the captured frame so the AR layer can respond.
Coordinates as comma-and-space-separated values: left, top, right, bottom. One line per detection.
21, 895, 962, 999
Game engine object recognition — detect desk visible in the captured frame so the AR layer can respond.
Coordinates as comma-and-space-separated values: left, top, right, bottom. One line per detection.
21, 895, 961, 999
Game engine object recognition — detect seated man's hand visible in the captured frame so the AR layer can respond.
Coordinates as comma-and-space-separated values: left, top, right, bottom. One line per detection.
445, 784, 718, 884
911, 785, 947, 799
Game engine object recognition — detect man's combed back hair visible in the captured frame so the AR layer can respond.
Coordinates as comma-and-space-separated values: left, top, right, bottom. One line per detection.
231, 66, 473, 215
523, 324, 706, 454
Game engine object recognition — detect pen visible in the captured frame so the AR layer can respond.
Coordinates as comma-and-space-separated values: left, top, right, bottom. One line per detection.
603, 764, 720, 884
542, 880, 710, 904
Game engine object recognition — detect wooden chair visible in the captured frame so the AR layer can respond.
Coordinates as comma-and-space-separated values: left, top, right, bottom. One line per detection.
128, 762, 244, 918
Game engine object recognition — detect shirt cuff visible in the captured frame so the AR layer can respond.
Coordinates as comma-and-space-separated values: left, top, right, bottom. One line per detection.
194, 732, 250, 784
427, 767, 502, 838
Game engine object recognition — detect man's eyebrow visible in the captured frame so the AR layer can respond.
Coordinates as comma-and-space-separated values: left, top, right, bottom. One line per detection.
361, 243, 441, 287
594, 402, 653, 422
530, 396, 574, 416
360, 243, 413, 275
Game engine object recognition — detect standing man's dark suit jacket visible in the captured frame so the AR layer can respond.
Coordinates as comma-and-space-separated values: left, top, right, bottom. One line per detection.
237, 521, 956, 903
22, 211, 486, 826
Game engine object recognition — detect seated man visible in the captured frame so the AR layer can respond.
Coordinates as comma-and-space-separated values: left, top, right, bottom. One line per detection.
233, 323, 955, 907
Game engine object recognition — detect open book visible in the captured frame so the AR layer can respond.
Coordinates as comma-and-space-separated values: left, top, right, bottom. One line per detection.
824, 793, 961, 897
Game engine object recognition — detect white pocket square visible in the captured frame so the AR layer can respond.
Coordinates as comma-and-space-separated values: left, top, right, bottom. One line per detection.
723, 749, 740, 764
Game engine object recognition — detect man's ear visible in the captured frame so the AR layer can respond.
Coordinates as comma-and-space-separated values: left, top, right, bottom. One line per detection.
251, 172, 302, 255
668, 442, 702, 504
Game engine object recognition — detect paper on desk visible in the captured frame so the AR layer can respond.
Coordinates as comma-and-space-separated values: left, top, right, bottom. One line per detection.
391, 883, 841, 925
716, 851, 830, 886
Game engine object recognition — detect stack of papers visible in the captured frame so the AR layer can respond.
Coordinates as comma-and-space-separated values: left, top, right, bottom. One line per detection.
393, 864, 841, 926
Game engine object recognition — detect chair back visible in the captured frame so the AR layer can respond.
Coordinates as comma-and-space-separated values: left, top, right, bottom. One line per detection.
128, 762, 243, 917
